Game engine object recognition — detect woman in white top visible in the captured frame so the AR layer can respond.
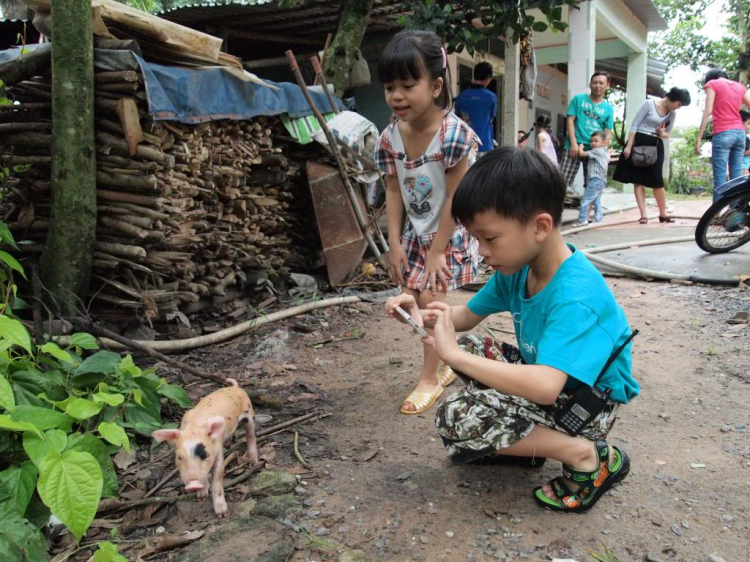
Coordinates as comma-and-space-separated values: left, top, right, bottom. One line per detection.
534, 114, 558, 165
613, 87, 691, 224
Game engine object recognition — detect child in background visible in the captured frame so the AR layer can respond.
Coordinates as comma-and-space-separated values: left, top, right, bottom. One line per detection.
375, 30, 481, 415
534, 114, 558, 166
576, 131, 610, 227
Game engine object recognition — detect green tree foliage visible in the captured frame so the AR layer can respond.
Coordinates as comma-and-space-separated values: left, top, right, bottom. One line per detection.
401, 0, 582, 53
650, 0, 748, 76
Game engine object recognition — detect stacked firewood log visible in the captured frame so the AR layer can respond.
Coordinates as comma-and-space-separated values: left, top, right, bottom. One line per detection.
0, 66, 323, 326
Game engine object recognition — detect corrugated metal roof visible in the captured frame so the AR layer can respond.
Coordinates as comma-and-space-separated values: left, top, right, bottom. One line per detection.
622, 0, 668, 31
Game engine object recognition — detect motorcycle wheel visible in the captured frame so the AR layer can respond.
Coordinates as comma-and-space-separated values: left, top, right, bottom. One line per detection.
695, 192, 750, 253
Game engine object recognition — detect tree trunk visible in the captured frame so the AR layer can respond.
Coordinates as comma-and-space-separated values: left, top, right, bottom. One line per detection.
322, 0, 374, 97
40, 0, 97, 315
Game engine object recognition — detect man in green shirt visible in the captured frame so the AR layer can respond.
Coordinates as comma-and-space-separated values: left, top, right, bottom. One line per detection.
559, 71, 614, 193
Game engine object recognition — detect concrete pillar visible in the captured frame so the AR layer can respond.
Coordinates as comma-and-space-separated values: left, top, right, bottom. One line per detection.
567, 1, 596, 98
625, 51, 647, 132
501, 32, 519, 147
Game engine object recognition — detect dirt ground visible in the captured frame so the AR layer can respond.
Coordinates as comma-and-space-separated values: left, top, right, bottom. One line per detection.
147, 270, 749, 562
99, 201, 750, 562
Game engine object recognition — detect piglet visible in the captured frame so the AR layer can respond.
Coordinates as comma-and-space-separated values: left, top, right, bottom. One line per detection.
152, 378, 258, 517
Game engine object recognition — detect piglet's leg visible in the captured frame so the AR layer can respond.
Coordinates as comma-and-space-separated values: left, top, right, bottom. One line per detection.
211, 446, 228, 517
244, 415, 259, 465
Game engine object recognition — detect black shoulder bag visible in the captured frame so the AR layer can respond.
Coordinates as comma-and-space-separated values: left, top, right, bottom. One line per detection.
554, 329, 639, 436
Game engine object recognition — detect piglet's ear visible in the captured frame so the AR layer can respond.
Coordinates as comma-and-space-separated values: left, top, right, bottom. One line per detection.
152, 429, 180, 443
207, 416, 225, 441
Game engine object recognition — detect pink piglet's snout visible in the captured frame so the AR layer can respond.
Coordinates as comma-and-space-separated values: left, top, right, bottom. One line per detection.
184, 480, 205, 492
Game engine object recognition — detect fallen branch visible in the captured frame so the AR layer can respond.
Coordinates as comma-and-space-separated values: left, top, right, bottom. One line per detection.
293, 430, 310, 469
64, 316, 228, 385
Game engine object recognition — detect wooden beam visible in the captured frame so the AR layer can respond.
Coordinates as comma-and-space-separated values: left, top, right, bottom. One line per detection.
227, 28, 322, 46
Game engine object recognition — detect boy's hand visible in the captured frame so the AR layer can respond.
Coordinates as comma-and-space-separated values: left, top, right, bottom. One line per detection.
419, 251, 452, 295
385, 294, 423, 327
387, 246, 410, 285
422, 302, 461, 363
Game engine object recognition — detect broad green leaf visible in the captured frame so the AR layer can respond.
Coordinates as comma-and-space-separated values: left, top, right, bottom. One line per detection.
69, 333, 99, 350
0, 511, 49, 562
64, 398, 104, 421
11, 406, 73, 432
38, 342, 73, 365
157, 382, 192, 408
123, 403, 161, 437
0, 251, 26, 280
0, 315, 32, 355
74, 351, 121, 378
93, 541, 128, 562
37, 450, 103, 541
0, 461, 38, 515
132, 388, 143, 406
0, 222, 19, 250
23, 430, 67, 467
0, 375, 15, 411
66, 433, 117, 498
97, 422, 130, 453
0, 414, 41, 437
118, 355, 140, 377
92, 392, 124, 407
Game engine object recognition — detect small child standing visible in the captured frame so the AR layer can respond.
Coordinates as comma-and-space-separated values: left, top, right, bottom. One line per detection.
534, 114, 558, 166
375, 30, 481, 415
576, 131, 610, 226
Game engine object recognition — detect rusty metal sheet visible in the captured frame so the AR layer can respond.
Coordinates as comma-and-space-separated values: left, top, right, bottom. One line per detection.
306, 160, 368, 287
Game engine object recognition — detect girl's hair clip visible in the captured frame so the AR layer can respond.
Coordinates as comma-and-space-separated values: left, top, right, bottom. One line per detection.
441, 47, 447, 70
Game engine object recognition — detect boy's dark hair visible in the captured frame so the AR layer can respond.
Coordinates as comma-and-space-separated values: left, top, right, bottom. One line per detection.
703, 67, 728, 85
378, 30, 452, 110
666, 87, 691, 106
590, 130, 606, 141
741, 110, 750, 122
452, 147, 566, 227
473, 62, 493, 81
591, 70, 610, 83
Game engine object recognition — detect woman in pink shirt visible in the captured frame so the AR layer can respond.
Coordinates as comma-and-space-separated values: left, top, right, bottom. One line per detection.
695, 68, 750, 201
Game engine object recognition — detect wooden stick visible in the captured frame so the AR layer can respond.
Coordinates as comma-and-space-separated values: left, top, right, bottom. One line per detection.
293, 430, 310, 469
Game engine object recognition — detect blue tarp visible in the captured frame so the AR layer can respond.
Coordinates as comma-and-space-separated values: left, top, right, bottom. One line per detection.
0, 45, 343, 124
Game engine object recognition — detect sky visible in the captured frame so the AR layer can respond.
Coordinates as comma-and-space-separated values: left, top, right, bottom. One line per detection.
663, 1, 731, 128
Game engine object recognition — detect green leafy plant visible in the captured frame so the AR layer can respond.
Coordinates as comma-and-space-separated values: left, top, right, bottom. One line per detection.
401, 0, 581, 54
0, 222, 191, 556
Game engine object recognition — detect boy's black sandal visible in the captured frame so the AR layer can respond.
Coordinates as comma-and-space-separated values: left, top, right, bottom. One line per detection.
533, 440, 630, 513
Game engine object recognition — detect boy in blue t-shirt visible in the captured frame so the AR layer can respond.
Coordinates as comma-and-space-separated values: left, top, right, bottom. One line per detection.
386, 148, 639, 513
455, 62, 497, 153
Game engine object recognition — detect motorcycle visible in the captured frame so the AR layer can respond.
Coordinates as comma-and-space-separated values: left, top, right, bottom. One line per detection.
695, 175, 750, 253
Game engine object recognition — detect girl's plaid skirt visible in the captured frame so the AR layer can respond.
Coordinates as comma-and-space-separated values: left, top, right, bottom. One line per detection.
400, 225, 480, 292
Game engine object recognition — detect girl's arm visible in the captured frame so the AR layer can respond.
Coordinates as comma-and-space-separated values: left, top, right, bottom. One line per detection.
695, 87, 715, 155
419, 155, 470, 294
385, 175, 409, 285
536, 132, 544, 151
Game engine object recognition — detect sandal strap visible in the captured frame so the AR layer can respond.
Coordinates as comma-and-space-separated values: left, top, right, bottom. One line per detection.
548, 477, 584, 510
561, 440, 612, 500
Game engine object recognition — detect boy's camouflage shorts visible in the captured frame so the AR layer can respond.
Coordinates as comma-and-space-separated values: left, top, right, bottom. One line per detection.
435, 334, 621, 465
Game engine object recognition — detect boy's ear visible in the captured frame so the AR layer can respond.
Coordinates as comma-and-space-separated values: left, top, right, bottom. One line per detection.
533, 213, 554, 240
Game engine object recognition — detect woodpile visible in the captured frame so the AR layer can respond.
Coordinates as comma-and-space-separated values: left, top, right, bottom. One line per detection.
0, 64, 324, 327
